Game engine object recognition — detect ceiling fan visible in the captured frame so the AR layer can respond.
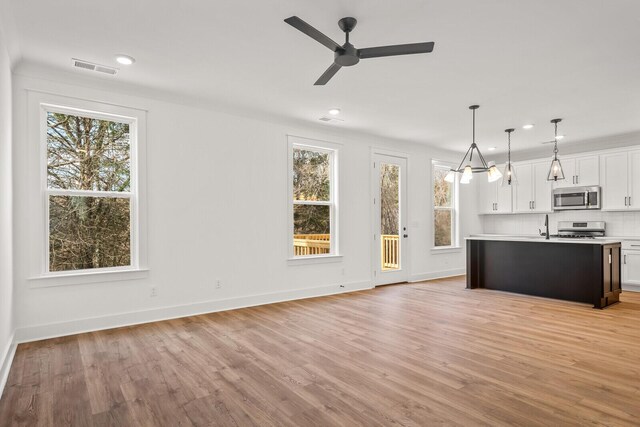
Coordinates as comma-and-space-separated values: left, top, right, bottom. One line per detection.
284, 16, 435, 85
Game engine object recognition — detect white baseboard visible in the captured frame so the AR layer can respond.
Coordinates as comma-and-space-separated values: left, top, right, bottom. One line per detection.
0, 332, 17, 397
623, 284, 640, 293
409, 268, 465, 283
14, 280, 373, 344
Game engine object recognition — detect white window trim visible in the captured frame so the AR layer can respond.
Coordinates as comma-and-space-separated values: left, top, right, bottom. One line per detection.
287, 135, 341, 263
431, 160, 460, 252
27, 91, 148, 286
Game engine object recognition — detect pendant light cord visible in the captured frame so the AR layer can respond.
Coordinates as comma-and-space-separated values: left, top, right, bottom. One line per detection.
553, 121, 559, 159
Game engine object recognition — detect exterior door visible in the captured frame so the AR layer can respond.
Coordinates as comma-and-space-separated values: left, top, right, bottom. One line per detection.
373, 153, 408, 285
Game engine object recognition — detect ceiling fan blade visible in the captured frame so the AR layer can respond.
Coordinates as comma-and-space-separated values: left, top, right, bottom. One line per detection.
358, 42, 435, 59
314, 63, 342, 85
284, 16, 342, 52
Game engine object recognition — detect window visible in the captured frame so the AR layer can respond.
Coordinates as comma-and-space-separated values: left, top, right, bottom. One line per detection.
42, 103, 140, 274
289, 136, 339, 258
433, 162, 458, 248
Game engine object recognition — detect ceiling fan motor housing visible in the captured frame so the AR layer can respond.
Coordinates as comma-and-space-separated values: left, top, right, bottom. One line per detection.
335, 43, 359, 66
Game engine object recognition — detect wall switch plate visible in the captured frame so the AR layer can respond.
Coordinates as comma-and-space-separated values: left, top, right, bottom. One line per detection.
150, 287, 158, 297
216, 279, 222, 289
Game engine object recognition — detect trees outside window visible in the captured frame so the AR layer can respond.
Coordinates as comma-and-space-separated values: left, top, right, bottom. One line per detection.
433, 163, 457, 247
45, 109, 135, 272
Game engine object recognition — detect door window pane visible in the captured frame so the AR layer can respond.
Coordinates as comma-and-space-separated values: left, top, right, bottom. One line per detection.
293, 204, 330, 256
380, 163, 400, 270
293, 148, 330, 201
49, 196, 131, 271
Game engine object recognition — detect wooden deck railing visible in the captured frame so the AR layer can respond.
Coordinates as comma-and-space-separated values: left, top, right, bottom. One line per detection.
381, 235, 400, 270
294, 234, 400, 270
293, 234, 331, 256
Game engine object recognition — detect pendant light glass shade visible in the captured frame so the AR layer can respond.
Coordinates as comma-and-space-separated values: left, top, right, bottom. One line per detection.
502, 163, 517, 186
501, 128, 517, 187
460, 165, 473, 183
547, 118, 565, 182
487, 161, 502, 183
444, 170, 456, 183
548, 158, 565, 181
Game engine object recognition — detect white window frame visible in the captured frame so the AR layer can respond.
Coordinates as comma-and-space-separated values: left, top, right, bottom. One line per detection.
27, 91, 148, 286
287, 135, 341, 263
431, 160, 460, 251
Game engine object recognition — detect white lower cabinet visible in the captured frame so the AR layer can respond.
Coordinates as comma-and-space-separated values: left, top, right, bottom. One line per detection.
622, 241, 640, 291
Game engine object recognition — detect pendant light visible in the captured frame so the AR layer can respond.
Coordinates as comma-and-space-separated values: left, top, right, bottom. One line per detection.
547, 118, 565, 181
444, 105, 502, 184
501, 128, 517, 186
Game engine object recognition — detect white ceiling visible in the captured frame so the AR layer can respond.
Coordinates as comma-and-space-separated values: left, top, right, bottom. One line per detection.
4, 0, 640, 153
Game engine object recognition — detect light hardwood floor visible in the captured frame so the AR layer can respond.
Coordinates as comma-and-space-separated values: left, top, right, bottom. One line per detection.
1, 276, 640, 426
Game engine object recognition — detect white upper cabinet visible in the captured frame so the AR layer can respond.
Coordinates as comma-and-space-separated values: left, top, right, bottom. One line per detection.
513, 161, 552, 213
476, 164, 512, 214
554, 155, 599, 188
600, 151, 638, 211
514, 163, 533, 213
629, 150, 640, 210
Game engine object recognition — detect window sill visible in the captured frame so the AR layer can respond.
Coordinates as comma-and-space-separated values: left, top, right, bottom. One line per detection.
29, 268, 149, 288
287, 255, 343, 266
431, 246, 462, 254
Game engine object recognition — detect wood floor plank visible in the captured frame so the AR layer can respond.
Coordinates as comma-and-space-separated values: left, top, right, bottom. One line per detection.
1, 276, 640, 426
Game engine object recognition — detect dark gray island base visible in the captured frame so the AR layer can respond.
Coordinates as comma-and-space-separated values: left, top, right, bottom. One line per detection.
466, 237, 621, 309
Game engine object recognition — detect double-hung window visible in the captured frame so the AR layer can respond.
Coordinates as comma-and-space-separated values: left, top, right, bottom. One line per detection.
289, 136, 339, 259
432, 161, 458, 248
40, 100, 144, 275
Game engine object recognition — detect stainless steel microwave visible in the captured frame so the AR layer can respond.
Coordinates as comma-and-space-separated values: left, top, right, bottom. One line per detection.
552, 186, 601, 210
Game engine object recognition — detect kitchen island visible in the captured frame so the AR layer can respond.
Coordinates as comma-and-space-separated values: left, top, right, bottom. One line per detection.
466, 236, 621, 308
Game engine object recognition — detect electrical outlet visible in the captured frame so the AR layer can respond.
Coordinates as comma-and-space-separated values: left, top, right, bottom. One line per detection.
150, 287, 158, 297
216, 279, 222, 289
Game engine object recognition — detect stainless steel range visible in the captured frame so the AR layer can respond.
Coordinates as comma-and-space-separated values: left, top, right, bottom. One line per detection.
556, 221, 606, 239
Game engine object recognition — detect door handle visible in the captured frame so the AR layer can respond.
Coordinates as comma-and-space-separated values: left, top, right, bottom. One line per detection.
630, 196, 632, 206
573, 176, 576, 184
625, 197, 628, 206
624, 254, 627, 264
575, 175, 579, 184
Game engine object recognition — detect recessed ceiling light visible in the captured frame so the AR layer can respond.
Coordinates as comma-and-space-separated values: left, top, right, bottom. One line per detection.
115, 55, 135, 65
556, 135, 565, 140
523, 124, 534, 129
488, 147, 496, 151
328, 108, 341, 115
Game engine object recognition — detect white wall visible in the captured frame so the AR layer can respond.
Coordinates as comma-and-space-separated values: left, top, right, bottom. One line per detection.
0, 26, 14, 386
11, 68, 481, 342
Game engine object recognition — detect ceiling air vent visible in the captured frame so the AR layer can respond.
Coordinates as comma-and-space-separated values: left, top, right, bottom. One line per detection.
72, 59, 118, 75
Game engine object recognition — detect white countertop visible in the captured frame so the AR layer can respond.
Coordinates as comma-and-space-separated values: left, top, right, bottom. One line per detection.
467, 234, 622, 245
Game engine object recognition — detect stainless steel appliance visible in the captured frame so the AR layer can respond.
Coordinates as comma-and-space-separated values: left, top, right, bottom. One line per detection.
556, 221, 606, 239
552, 186, 601, 211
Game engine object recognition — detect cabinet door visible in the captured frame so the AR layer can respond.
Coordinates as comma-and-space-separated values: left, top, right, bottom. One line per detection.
495, 169, 513, 213
553, 158, 576, 188
513, 163, 533, 212
622, 250, 640, 288
476, 176, 496, 214
532, 162, 553, 212
600, 152, 628, 210
575, 155, 599, 186
628, 150, 640, 211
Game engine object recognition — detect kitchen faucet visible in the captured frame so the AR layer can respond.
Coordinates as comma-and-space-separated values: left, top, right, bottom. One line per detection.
539, 214, 550, 239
